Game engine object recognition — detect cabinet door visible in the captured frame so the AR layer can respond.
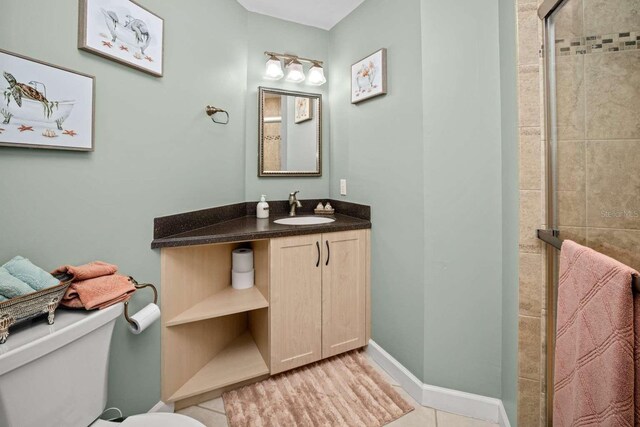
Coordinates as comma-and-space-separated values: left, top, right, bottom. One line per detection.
322, 229, 368, 358
270, 234, 323, 374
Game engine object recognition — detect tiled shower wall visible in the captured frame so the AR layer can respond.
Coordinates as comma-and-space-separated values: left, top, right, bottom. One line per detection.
553, 0, 640, 270
516, 0, 547, 425
517, 0, 640, 425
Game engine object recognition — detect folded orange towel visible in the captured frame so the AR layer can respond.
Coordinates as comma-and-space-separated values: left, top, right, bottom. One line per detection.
61, 274, 136, 310
52, 261, 118, 281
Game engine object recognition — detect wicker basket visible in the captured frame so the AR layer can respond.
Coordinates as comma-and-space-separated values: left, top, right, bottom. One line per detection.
0, 274, 72, 344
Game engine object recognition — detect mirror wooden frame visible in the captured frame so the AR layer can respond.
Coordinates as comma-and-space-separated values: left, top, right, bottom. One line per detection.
258, 86, 322, 177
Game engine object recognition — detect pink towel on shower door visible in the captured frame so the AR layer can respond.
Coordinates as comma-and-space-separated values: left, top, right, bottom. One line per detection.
553, 240, 640, 427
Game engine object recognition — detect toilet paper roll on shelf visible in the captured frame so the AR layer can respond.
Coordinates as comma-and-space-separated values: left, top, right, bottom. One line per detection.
232, 248, 254, 272
232, 269, 255, 290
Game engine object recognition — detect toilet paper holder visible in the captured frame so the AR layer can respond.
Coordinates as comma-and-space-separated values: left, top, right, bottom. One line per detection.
124, 277, 158, 328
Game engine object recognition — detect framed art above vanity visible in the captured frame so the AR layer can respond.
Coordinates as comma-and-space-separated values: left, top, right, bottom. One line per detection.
258, 87, 321, 177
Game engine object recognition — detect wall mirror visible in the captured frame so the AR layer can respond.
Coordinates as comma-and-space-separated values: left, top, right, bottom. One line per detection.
259, 87, 321, 177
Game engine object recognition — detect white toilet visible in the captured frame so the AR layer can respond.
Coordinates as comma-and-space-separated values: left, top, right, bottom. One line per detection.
0, 304, 204, 427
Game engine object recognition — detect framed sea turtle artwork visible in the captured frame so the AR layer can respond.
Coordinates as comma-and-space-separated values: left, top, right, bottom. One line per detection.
0, 49, 95, 151
78, 0, 164, 77
351, 48, 387, 104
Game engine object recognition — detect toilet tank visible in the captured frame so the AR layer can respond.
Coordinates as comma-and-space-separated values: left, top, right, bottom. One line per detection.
0, 304, 123, 427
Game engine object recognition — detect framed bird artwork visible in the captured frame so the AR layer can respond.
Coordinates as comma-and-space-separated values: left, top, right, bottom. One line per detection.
78, 0, 164, 77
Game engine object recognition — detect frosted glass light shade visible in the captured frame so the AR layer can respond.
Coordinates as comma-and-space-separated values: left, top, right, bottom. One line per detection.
285, 60, 306, 83
307, 64, 326, 86
264, 56, 284, 80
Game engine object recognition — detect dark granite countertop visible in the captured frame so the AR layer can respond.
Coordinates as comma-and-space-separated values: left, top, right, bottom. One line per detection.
151, 199, 371, 249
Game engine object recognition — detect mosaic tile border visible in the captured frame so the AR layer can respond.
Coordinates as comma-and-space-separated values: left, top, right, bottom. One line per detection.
555, 31, 639, 56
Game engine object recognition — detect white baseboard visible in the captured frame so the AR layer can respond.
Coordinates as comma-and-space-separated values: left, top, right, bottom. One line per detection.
148, 401, 175, 413
366, 340, 511, 427
498, 402, 512, 427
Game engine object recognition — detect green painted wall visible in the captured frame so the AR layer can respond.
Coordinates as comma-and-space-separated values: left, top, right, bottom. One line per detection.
244, 13, 330, 202
498, 0, 520, 423
421, 0, 504, 398
329, 0, 516, 403
329, 0, 426, 379
0, 0, 249, 416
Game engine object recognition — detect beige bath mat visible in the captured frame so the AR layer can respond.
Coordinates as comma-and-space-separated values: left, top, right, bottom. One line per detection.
223, 350, 414, 427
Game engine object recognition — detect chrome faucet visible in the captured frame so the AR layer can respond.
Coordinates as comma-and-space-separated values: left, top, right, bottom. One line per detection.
289, 191, 302, 216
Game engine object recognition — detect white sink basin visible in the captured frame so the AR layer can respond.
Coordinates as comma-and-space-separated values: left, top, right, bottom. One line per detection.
274, 216, 336, 226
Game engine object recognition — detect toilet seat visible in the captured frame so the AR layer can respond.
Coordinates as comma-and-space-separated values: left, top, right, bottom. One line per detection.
93, 412, 206, 427
121, 413, 206, 426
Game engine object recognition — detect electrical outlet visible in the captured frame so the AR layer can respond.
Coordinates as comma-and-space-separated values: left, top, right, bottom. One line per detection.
340, 179, 347, 196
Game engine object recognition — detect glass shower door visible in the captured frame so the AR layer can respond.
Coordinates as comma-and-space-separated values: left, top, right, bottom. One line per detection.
548, 0, 640, 270
544, 0, 639, 424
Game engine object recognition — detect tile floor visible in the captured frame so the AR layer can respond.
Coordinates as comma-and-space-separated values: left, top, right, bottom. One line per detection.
177, 354, 500, 427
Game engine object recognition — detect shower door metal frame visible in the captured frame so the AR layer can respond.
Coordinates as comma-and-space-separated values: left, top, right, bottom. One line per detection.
538, 0, 569, 425
538, 0, 566, 19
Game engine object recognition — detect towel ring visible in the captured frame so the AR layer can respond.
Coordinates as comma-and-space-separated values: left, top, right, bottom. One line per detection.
205, 105, 230, 125
123, 277, 158, 327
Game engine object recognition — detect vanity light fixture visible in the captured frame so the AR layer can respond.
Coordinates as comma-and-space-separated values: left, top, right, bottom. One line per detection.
285, 59, 306, 83
264, 54, 284, 80
307, 62, 327, 86
263, 51, 326, 86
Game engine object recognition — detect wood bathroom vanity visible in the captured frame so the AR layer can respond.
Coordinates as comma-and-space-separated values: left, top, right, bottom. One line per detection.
151, 200, 371, 409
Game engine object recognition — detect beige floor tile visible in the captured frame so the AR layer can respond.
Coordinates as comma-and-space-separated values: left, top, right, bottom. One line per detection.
198, 397, 226, 414
386, 385, 436, 427
177, 406, 229, 427
387, 406, 437, 427
436, 410, 499, 427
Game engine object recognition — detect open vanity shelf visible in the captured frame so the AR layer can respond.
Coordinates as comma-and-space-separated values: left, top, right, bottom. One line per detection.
161, 240, 270, 405
165, 313, 269, 402
165, 286, 268, 327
